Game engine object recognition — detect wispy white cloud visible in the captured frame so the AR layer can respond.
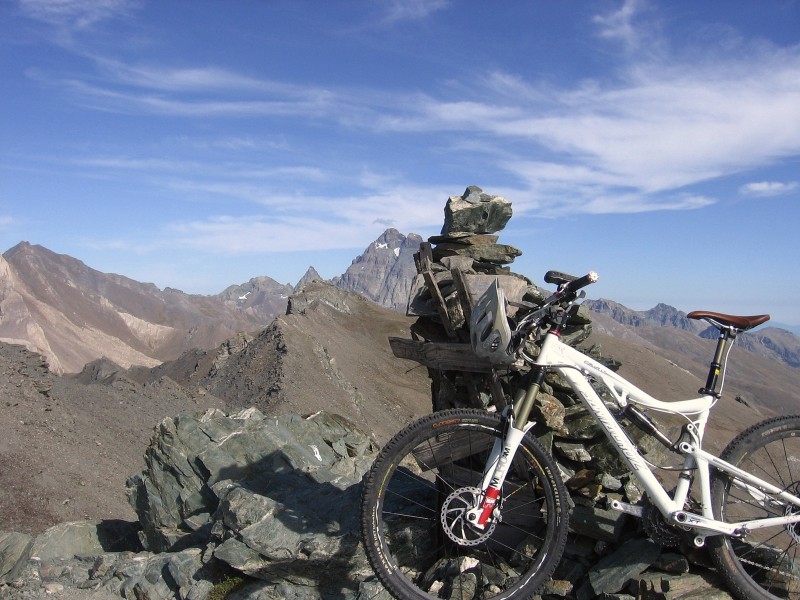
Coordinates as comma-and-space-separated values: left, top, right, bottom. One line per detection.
77, 156, 327, 181
592, 0, 649, 50
16, 0, 800, 224
45, 74, 339, 118
16, 0, 139, 48
18, 0, 137, 29
740, 181, 799, 197
91, 58, 308, 95
165, 186, 445, 255
379, 0, 449, 24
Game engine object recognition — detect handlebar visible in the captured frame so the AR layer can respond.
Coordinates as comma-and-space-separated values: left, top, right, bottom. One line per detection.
561, 271, 599, 296
474, 269, 598, 363
543, 270, 598, 297
512, 270, 599, 344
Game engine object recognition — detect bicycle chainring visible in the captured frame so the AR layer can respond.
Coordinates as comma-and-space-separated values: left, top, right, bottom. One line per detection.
440, 486, 497, 546
643, 499, 682, 548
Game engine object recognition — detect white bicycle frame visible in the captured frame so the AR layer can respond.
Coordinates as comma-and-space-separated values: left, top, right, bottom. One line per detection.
473, 329, 800, 546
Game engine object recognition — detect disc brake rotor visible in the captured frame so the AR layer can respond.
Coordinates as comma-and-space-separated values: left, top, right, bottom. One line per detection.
440, 486, 497, 546
785, 504, 800, 544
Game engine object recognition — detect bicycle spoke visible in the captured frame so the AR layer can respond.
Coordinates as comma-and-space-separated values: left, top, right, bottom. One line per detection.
361, 409, 569, 600
712, 416, 800, 600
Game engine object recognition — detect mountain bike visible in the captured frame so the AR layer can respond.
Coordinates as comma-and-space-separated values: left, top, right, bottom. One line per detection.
360, 270, 800, 600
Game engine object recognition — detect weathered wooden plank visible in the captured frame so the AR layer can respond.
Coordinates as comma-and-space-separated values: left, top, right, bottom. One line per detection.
421, 270, 458, 339
451, 267, 475, 323
418, 242, 433, 272
388, 337, 494, 372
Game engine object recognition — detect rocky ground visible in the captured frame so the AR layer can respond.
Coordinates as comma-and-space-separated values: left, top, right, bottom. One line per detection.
0, 285, 779, 599
0, 344, 222, 535
0, 283, 432, 539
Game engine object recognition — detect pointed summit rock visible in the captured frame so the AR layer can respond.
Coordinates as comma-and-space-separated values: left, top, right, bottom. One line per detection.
295, 266, 324, 291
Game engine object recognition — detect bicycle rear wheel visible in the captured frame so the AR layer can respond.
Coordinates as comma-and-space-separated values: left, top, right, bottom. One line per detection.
360, 408, 569, 600
710, 414, 800, 600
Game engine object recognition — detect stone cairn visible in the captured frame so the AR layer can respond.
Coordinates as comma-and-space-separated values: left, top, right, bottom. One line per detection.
393, 184, 596, 413
390, 186, 734, 599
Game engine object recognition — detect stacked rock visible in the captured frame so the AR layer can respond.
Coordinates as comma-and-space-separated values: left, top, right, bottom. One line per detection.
402, 186, 593, 411
432, 185, 520, 268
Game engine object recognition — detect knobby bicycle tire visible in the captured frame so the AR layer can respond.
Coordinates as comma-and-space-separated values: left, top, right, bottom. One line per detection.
360, 408, 569, 600
709, 414, 800, 600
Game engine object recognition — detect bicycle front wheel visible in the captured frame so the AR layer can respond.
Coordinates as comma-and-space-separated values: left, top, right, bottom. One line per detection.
710, 414, 800, 600
360, 408, 569, 600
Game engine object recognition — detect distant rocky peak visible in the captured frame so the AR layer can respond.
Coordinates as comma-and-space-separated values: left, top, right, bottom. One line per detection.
370, 228, 408, 255
295, 266, 324, 291
586, 299, 704, 333
584, 299, 644, 327
4, 240, 39, 259
333, 229, 423, 312
644, 303, 699, 331
217, 275, 292, 301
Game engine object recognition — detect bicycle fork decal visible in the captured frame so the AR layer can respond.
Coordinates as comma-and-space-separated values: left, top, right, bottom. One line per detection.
471, 425, 529, 528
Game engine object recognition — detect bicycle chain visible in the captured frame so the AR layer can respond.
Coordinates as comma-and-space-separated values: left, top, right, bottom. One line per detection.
737, 556, 800, 583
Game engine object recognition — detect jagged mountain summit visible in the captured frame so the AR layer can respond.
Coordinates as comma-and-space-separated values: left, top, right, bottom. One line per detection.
333, 228, 423, 311
585, 299, 703, 333
295, 265, 323, 291
215, 275, 294, 324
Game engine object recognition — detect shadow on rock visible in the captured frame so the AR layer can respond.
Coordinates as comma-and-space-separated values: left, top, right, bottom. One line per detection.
126, 408, 380, 599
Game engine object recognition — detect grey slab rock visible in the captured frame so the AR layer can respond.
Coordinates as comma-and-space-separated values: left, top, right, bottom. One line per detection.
29, 520, 140, 563
128, 409, 376, 554
0, 531, 33, 584
587, 537, 662, 596
631, 571, 735, 599
441, 186, 513, 235
569, 505, 629, 543
432, 242, 522, 265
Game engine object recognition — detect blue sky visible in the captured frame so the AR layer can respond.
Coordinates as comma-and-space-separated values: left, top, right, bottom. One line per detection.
2, 1, 799, 326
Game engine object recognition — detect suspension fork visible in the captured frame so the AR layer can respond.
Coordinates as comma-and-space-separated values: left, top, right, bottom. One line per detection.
467, 368, 546, 528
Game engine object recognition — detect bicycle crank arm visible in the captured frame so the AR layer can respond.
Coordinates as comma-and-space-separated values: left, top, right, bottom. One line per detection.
671, 511, 740, 537
609, 499, 645, 518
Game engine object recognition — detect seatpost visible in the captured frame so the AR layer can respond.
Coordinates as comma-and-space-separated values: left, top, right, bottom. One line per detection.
699, 326, 735, 398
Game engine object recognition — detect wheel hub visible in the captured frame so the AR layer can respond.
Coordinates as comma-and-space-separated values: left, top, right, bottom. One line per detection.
440, 487, 497, 546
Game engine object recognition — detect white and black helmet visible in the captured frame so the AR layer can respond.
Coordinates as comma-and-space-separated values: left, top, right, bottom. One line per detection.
470, 279, 515, 365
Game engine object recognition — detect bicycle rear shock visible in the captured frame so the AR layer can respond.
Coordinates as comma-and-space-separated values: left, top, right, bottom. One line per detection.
616, 404, 675, 449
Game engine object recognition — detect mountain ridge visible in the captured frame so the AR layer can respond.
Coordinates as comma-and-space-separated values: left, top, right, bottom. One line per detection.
585, 298, 800, 368
0, 242, 267, 373
1, 237, 797, 378
0, 233, 418, 374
